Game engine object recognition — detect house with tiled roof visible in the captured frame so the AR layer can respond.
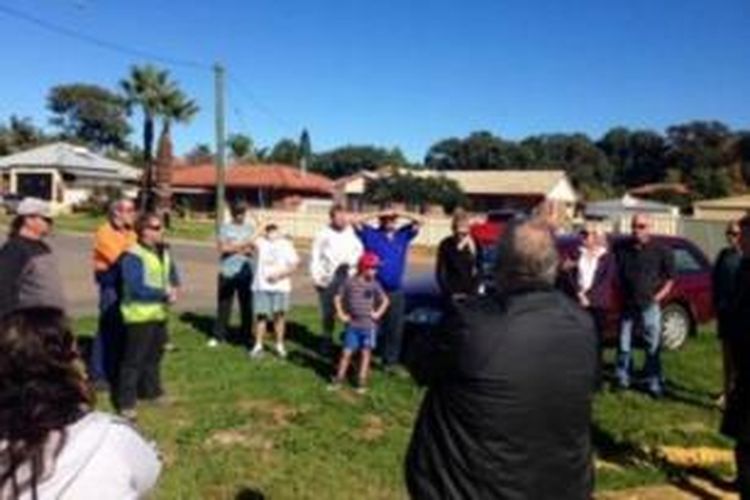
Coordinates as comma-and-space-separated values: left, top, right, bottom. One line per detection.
171, 163, 334, 212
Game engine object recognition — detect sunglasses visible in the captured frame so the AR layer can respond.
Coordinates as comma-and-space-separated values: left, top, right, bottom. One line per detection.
727, 231, 740, 237
146, 224, 163, 231
632, 224, 648, 230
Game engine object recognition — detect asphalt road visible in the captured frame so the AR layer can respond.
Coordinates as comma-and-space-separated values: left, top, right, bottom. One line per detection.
3, 232, 433, 317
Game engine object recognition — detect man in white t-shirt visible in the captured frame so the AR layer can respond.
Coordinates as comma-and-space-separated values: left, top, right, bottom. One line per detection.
309, 204, 363, 354
250, 223, 300, 359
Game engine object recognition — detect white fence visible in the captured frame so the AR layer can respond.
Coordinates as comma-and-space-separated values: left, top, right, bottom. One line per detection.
248, 209, 453, 248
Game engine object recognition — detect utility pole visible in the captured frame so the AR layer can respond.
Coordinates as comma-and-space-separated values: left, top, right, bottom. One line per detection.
214, 63, 226, 237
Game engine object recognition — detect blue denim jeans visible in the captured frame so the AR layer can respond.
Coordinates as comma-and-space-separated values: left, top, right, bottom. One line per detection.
616, 302, 662, 392
92, 282, 125, 383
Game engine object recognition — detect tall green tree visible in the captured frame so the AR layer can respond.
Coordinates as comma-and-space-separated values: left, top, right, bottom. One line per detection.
154, 86, 199, 218
120, 64, 174, 207
268, 138, 301, 165
185, 143, 213, 165
299, 129, 312, 173
121, 64, 197, 210
313, 145, 407, 178
666, 121, 734, 198
227, 133, 255, 162
0, 116, 48, 155
47, 84, 130, 150
598, 128, 666, 188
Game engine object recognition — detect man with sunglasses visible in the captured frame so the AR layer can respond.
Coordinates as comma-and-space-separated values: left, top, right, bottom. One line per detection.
614, 213, 675, 397
90, 198, 137, 386
116, 213, 180, 421
713, 221, 743, 407
0, 197, 65, 318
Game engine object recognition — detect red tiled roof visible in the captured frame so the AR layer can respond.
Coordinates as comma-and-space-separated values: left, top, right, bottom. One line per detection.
172, 163, 333, 195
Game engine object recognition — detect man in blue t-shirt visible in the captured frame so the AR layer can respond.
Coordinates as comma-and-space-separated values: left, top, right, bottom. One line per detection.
211, 201, 257, 347
354, 209, 422, 371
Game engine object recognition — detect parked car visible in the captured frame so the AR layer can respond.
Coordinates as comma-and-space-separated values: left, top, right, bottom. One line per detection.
1, 193, 23, 215
403, 224, 714, 351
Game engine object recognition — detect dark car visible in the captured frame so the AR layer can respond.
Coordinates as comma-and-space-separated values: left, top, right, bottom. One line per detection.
404, 227, 714, 351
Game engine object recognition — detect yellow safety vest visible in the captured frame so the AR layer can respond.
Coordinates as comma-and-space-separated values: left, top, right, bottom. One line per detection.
120, 243, 172, 324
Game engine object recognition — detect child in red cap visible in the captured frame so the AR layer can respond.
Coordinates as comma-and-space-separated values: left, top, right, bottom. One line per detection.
329, 252, 390, 393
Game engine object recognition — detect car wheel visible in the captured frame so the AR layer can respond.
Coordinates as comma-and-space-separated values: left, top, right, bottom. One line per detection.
661, 303, 692, 351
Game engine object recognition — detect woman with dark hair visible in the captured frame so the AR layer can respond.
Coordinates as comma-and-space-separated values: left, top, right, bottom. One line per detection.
0, 308, 161, 499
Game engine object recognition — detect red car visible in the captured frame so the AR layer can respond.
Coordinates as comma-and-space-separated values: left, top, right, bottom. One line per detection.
404, 223, 714, 351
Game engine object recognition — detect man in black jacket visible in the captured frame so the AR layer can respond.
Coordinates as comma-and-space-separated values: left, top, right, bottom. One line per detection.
722, 215, 750, 499
405, 220, 597, 500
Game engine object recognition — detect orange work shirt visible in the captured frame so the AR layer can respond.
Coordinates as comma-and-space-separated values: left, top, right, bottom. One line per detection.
93, 222, 137, 273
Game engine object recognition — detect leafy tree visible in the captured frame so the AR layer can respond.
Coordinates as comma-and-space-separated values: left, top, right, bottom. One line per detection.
736, 131, 750, 185
185, 143, 213, 165
364, 173, 466, 212
268, 138, 301, 165
666, 121, 734, 198
0, 116, 48, 155
425, 131, 523, 170
312, 145, 407, 178
47, 84, 130, 150
227, 133, 255, 162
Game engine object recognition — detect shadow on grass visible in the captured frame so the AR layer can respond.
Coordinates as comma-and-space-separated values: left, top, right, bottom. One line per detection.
663, 379, 718, 411
180, 312, 251, 348
593, 424, 736, 497
285, 321, 334, 381
235, 487, 265, 499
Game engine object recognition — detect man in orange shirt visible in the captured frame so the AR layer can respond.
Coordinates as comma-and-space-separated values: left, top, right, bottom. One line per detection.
91, 198, 137, 385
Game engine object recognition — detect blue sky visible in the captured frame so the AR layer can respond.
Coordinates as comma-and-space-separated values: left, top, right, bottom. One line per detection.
0, 0, 748, 161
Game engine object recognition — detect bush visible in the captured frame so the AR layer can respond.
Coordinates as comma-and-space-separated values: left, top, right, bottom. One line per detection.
363, 173, 467, 213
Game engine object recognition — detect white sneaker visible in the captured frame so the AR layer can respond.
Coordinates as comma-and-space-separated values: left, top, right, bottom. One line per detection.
207, 339, 219, 348
275, 343, 288, 359
249, 345, 264, 359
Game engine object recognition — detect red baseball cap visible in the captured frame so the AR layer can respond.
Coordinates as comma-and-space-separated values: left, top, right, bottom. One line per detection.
358, 252, 380, 270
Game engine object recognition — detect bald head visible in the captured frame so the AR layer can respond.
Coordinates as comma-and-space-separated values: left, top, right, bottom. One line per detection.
495, 220, 559, 291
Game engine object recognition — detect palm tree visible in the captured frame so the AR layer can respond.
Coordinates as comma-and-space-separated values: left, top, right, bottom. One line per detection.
154, 87, 199, 222
120, 64, 175, 209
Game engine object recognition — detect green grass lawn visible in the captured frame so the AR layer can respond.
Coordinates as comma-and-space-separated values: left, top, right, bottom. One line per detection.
74, 309, 732, 499
0, 212, 216, 242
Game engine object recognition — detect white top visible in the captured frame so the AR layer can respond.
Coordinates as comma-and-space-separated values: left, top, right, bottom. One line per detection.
577, 246, 607, 294
2, 412, 161, 500
309, 225, 363, 288
252, 236, 300, 293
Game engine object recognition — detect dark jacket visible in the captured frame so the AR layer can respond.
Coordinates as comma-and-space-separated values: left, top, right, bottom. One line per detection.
435, 235, 480, 297
560, 249, 616, 310
0, 235, 66, 318
712, 246, 742, 315
722, 257, 750, 443
405, 286, 597, 500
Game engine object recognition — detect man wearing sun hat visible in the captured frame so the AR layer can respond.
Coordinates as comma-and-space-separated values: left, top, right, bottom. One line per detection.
0, 197, 66, 319
353, 208, 422, 373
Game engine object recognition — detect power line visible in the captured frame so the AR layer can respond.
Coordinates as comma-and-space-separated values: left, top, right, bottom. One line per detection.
227, 73, 297, 131
0, 3, 210, 71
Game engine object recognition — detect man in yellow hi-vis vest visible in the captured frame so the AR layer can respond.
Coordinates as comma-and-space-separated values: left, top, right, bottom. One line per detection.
116, 213, 180, 421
